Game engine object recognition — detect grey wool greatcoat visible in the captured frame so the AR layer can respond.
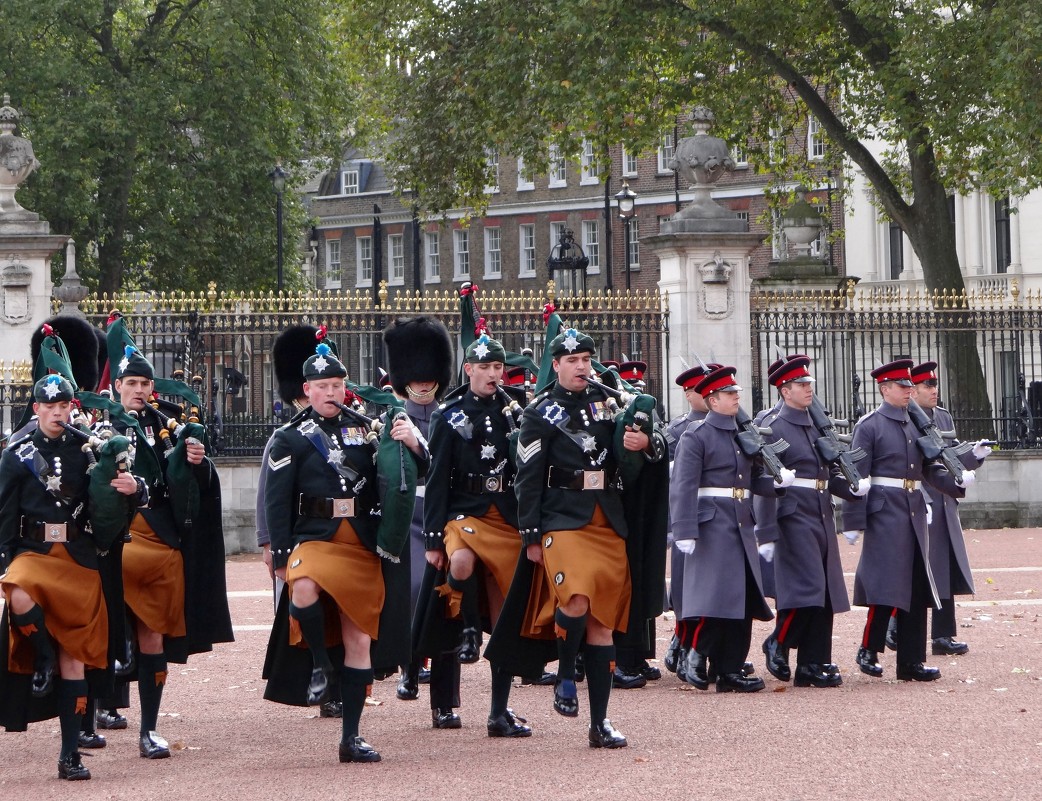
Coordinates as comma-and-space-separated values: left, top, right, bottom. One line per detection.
753, 404, 857, 612
664, 409, 706, 612
924, 405, 979, 599
669, 410, 778, 622
841, 402, 964, 611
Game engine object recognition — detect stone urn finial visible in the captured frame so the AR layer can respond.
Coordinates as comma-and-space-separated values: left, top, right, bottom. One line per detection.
0, 93, 41, 216
663, 107, 744, 232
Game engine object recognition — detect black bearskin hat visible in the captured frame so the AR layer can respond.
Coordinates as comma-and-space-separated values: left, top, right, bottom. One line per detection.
93, 326, 109, 389
30, 315, 101, 392
383, 316, 453, 400
272, 324, 322, 405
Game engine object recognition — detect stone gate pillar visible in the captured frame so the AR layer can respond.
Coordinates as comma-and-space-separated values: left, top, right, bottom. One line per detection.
0, 93, 68, 363
644, 108, 762, 414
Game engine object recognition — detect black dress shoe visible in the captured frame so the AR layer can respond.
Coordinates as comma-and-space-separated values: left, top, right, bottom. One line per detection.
320, 700, 343, 718
885, 617, 898, 651
762, 635, 791, 682
57, 752, 91, 781
339, 736, 381, 763
896, 662, 942, 682
574, 651, 586, 683
457, 627, 482, 664
307, 665, 334, 705
639, 660, 662, 681
31, 661, 57, 698
794, 664, 843, 688
520, 670, 557, 686
114, 643, 136, 678
856, 646, 883, 677
612, 666, 648, 689
932, 636, 969, 656
664, 635, 682, 674
78, 732, 107, 749
417, 665, 432, 684
741, 661, 755, 677
588, 719, 628, 749
396, 670, 419, 700
96, 709, 128, 730
553, 679, 579, 718
680, 650, 710, 690
824, 663, 840, 676
432, 708, 462, 729
487, 709, 532, 738
139, 731, 171, 759
715, 673, 766, 693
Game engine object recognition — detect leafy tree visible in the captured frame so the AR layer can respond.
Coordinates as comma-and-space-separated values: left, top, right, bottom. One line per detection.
0, 0, 362, 294
350, 0, 1042, 434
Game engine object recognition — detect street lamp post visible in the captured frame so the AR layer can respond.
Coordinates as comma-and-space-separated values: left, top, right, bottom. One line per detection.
269, 163, 288, 292
615, 180, 637, 290
547, 228, 589, 296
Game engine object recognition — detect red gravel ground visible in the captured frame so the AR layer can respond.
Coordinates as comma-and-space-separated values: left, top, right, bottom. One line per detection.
2, 527, 1041, 800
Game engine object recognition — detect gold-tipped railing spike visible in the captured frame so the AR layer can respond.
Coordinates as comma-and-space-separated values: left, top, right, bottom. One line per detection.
1011, 278, 1020, 305
378, 280, 388, 310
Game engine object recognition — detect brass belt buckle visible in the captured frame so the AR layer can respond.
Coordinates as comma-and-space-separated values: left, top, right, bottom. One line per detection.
731, 488, 746, 500
902, 479, 916, 492
45, 523, 68, 543
484, 475, 503, 493
331, 498, 355, 518
583, 470, 606, 490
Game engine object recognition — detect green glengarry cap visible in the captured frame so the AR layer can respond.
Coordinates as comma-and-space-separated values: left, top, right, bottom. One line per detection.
34, 374, 75, 403
464, 333, 506, 364
303, 342, 347, 380
117, 345, 154, 380
549, 327, 596, 358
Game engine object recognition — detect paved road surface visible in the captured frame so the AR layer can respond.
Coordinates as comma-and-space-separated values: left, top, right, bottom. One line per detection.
2, 527, 1040, 800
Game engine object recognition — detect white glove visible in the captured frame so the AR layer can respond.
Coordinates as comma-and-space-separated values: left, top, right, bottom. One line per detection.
926, 503, 933, 525
972, 440, 992, 460
675, 539, 696, 555
842, 530, 862, 545
774, 468, 796, 488
958, 469, 976, 488
758, 542, 775, 563
852, 477, 871, 497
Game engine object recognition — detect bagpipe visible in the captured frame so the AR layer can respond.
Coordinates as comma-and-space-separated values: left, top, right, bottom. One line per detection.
60, 409, 136, 551
580, 371, 657, 486
147, 392, 208, 534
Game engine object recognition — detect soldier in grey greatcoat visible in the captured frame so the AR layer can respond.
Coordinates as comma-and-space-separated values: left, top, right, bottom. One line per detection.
754, 356, 869, 688
670, 365, 794, 693
842, 359, 971, 682
903, 361, 990, 655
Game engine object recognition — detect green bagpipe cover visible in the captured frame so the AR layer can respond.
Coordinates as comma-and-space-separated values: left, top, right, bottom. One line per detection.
164, 420, 207, 535
81, 429, 137, 551
613, 392, 657, 486
347, 382, 417, 561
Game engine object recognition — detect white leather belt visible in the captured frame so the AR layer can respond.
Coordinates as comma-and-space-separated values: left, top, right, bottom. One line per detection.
789, 477, 828, 491
700, 487, 748, 500
870, 476, 921, 492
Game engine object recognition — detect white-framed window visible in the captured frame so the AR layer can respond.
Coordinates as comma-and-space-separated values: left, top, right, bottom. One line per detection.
516, 157, 534, 191
484, 226, 502, 278
732, 143, 748, 168
550, 221, 566, 257
485, 149, 500, 193
356, 236, 373, 286
771, 210, 788, 260
425, 232, 440, 283
735, 210, 750, 224
359, 336, 374, 385
657, 132, 675, 173
580, 140, 599, 184
809, 203, 829, 258
342, 169, 360, 195
519, 224, 536, 277
768, 120, 786, 164
549, 145, 567, 188
388, 233, 405, 284
622, 147, 638, 177
453, 229, 470, 279
325, 239, 342, 288
626, 218, 639, 269
808, 116, 825, 160
581, 220, 600, 274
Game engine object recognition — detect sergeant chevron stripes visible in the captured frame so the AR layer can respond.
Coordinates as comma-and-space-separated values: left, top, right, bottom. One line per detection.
517, 440, 541, 463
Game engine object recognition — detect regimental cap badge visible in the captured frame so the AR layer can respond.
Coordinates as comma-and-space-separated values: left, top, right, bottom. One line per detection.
550, 327, 596, 358
303, 342, 347, 381
117, 345, 154, 381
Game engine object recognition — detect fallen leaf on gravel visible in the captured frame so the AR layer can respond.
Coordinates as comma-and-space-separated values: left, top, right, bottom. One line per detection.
365, 697, 382, 706
634, 757, 649, 763
171, 741, 187, 751
994, 687, 1009, 692
1012, 667, 1032, 673
772, 686, 787, 693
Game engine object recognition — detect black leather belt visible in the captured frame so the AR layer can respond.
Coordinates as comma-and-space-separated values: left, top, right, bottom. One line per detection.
298, 494, 359, 519
21, 519, 81, 543
547, 465, 615, 491
453, 472, 511, 494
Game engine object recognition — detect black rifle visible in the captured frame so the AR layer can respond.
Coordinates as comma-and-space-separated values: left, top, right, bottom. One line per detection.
808, 396, 865, 492
735, 407, 789, 484
907, 399, 974, 484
